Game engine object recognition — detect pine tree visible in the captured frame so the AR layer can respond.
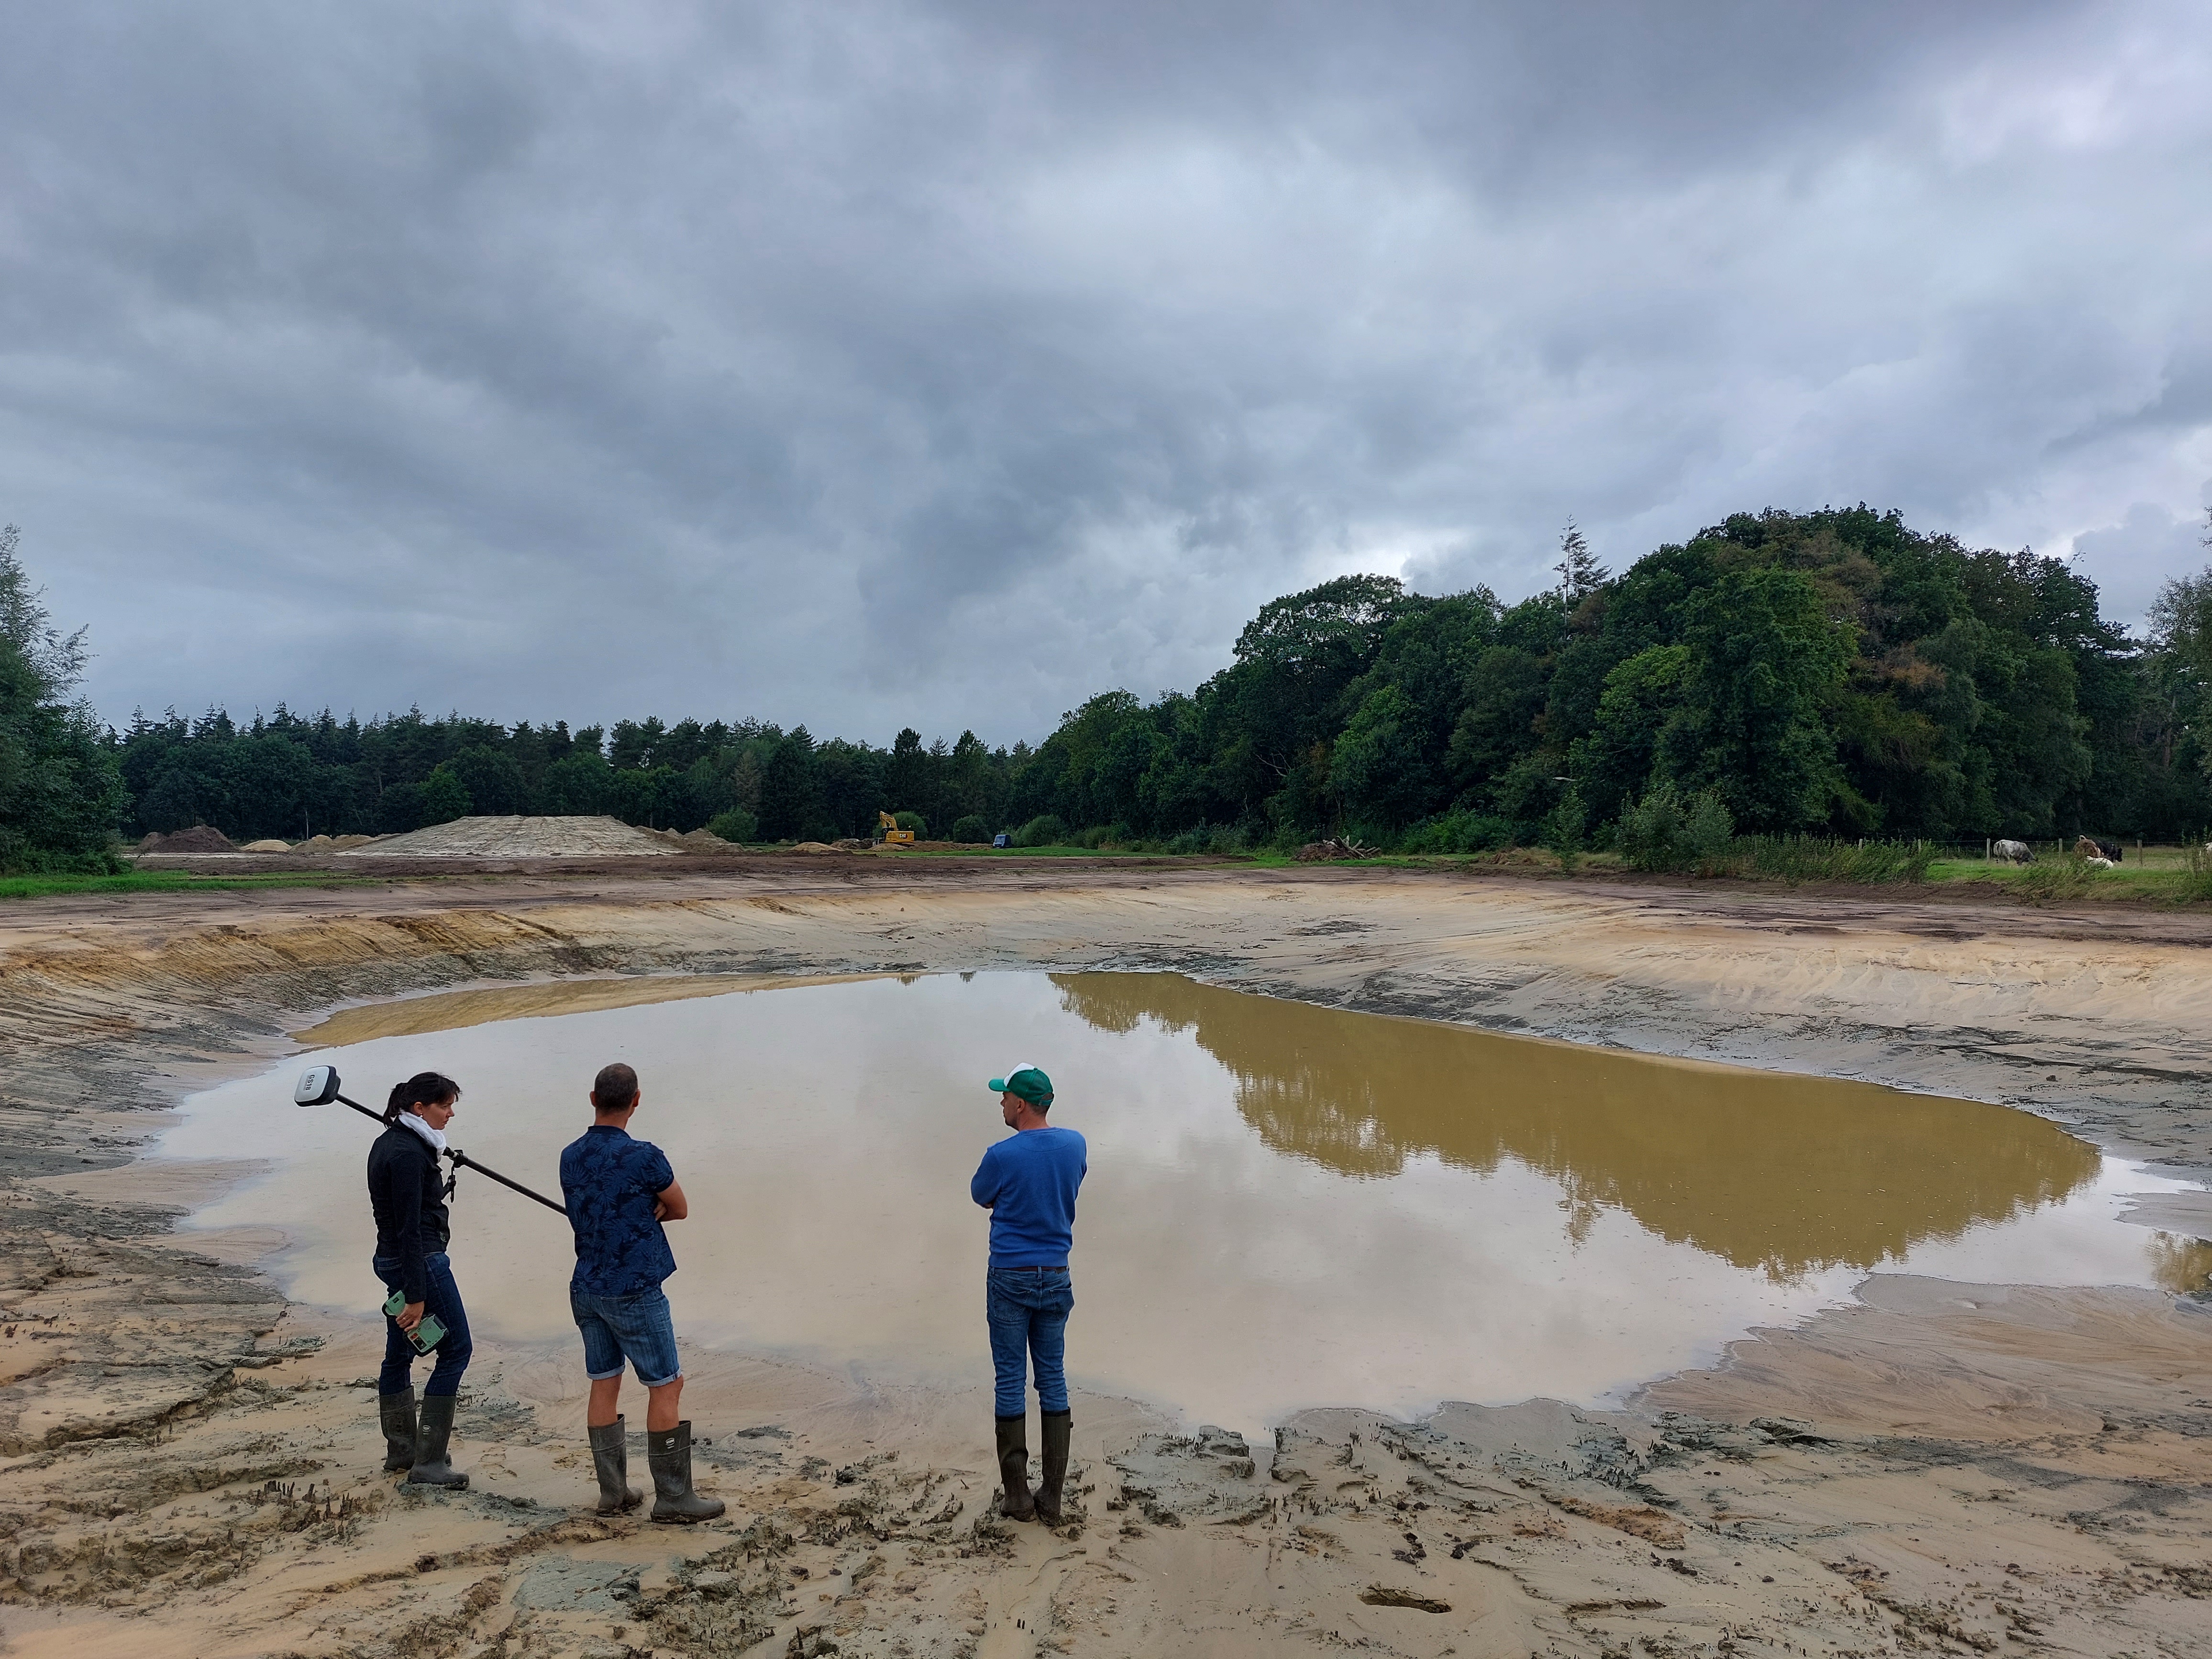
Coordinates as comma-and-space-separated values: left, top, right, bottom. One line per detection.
1553, 520, 1609, 602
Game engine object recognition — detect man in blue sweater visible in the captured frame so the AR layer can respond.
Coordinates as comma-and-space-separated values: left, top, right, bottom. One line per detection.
971, 1063, 1086, 1524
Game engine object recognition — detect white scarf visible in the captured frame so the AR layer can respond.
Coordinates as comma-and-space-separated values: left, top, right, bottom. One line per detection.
398, 1112, 447, 1154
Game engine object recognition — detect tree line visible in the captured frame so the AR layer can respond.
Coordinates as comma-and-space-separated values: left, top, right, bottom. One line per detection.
3, 505, 2210, 873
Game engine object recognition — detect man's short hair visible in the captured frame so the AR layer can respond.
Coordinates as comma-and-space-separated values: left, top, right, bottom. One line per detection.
592, 1062, 640, 1113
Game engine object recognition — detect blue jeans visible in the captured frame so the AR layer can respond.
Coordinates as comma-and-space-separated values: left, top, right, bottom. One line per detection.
571, 1283, 682, 1388
373, 1252, 473, 1398
986, 1266, 1073, 1418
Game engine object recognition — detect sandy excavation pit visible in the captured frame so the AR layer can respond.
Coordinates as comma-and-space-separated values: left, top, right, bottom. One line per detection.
4, 862, 2212, 1658
169, 972, 2206, 1432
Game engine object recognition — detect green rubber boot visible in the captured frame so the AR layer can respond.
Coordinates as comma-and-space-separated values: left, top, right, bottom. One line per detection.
377, 1388, 417, 1473
407, 1393, 470, 1489
376, 1398, 416, 1477
590, 1416, 643, 1514
1035, 1410, 1072, 1525
646, 1421, 725, 1523
995, 1415, 1035, 1521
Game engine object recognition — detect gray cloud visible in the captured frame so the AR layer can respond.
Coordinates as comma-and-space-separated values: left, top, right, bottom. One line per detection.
2072, 499, 2212, 626
1, 0, 2207, 742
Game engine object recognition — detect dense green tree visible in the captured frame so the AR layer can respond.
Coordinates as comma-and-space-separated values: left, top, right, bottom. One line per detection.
1568, 643, 1691, 822
541, 750, 615, 815
420, 765, 472, 825
1447, 646, 1548, 800
2147, 548, 2211, 792
1331, 685, 1430, 830
0, 526, 126, 869
758, 727, 828, 840
1655, 565, 1854, 831
446, 745, 527, 816
885, 727, 931, 819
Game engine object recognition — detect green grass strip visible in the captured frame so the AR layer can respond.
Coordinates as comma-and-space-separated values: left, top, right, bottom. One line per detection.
0, 871, 384, 899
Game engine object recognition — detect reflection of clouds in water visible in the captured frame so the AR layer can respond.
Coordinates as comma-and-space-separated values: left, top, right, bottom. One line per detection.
160, 972, 2178, 1429
1054, 973, 2102, 1277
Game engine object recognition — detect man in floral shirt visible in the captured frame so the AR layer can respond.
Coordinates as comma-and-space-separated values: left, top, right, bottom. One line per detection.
559, 1062, 723, 1523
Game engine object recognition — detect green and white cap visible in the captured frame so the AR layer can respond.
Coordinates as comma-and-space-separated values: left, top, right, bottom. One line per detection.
988, 1064, 1054, 1106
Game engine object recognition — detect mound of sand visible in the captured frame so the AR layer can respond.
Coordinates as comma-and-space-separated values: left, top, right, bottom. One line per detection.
238, 838, 292, 853
136, 825, 237, 853
335, 815, 677, 858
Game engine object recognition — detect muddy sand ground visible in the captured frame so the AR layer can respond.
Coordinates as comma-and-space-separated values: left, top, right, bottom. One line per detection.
3, 857, 2211, 1658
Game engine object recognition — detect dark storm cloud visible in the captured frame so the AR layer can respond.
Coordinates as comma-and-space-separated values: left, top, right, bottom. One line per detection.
1, 0, 2206, 741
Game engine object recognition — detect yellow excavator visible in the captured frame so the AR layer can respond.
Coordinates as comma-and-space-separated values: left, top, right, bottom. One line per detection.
877, 810, 916, 847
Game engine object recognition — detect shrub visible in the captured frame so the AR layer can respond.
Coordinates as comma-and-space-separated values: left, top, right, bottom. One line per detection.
1543, 785, 1589, 872
1167, 822, 1251, 856
893, 810, 927, 837
2015, 851, 2101, 905
0, 840, 124, 876
2183, 841, 2212, 904
706, 808, 758, 844
1617, 785, 1734, 874
1400, 808, 1514, 855
1012, 814, 1068, 848
1739, 836, 1936, 885
1078, 823, 1123, 849
949, 814, 988, 844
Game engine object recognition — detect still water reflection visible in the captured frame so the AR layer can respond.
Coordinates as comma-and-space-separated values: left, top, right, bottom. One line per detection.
1056, 974, 2101, 1277
165, 972, 2198, 1431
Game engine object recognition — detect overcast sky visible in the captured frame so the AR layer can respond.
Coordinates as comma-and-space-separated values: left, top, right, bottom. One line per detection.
4, 1, 2209, 745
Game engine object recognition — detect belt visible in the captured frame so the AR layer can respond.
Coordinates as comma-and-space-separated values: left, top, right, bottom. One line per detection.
996, 1263, 1068, 1272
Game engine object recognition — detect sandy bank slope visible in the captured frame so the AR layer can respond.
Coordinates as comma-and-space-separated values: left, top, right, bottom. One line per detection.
2, 1273, 2207, 1659
2, 865, 2211, 1654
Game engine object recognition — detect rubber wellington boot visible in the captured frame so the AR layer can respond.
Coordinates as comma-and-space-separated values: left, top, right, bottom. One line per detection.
995, 1415, 1035, 1521
590, 1416, 643, 1514
646, 1421, 725, 1523
407, 1392, 470, 1489
377, 1388, 418, 1473
1034, 1410, 1073, 1525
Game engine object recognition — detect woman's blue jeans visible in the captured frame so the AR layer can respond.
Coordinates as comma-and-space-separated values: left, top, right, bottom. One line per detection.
372, 1252, 473, 1398
986, 1266, 1073, 1418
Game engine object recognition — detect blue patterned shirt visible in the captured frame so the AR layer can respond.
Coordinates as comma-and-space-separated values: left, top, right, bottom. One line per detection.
560, 1124, 679, 1296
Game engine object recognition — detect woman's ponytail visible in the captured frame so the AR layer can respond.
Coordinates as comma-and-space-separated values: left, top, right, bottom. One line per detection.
384, 1071, 462, 1125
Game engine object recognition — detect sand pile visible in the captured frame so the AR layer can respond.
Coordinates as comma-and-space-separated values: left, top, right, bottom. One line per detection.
136, 825, 237, 852
337, 814, 679, 857
292, 832, 383, 851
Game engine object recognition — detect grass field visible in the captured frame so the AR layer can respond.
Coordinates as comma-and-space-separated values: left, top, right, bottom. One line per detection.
0, 870, 383, 900
6, 842, 2204, 903
870, 840, 2212, 898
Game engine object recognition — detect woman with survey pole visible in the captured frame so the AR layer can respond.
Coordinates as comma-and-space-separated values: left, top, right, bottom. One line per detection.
366, 1072, 474, 1489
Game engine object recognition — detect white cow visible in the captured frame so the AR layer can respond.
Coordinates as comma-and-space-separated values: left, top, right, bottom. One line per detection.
1992, 839, 2032, 864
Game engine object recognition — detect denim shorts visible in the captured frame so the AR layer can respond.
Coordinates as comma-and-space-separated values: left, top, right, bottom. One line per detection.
571, 1283, 681, 1387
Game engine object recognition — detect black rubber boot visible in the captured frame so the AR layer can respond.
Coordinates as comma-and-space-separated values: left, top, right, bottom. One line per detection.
1035, 1410, 1072, 1525
646, 1421, 726, 1523
995, 1415, 1035, 1521
590, 1416, 643, 1514
377, 1388, 417, 1473
407, 1392, 470, 1489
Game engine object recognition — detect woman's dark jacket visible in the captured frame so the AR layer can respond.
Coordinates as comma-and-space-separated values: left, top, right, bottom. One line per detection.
367, 1123, 450, 1303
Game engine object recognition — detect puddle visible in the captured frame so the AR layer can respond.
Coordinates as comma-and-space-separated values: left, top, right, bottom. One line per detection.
160, 972, 2210, 1433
